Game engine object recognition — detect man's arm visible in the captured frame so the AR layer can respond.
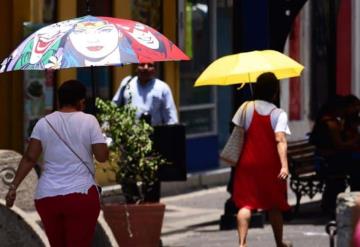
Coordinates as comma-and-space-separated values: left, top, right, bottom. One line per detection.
162, 86, 178, 124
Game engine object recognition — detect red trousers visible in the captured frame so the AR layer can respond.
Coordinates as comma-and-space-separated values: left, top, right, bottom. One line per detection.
35, 186, 100, 247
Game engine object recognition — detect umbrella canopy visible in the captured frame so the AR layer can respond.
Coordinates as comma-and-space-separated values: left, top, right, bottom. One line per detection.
194, 50, 304, 87
0, 15, 189, 73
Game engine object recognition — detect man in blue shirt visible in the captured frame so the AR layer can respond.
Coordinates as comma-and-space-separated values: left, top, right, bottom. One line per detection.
112, 62, 178, 126
112, 62, 179, 203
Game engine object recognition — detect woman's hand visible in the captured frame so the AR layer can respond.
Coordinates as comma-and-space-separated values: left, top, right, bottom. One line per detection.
4, 138, 42, 208
5, 188, 16, 208
278, 167, 289, 180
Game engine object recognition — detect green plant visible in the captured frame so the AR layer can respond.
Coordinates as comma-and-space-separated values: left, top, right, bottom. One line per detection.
96, 98, 166, 203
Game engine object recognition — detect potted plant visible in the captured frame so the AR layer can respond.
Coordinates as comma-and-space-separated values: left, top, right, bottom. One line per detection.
95, 98, 167, 247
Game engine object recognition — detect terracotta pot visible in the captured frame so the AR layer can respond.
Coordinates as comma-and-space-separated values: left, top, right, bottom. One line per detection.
102, 203, 165, 247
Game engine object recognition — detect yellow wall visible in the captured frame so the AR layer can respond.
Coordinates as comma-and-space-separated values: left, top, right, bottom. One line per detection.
112, 0, 133, 92
0, 0, 32, 152
163, 1, 180, 106
56, 0, 77, 85
0, 0, 181, 152
0, 0, 13, 149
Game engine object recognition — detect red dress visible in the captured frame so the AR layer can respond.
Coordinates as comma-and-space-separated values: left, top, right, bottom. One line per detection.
232, 108, 290, 211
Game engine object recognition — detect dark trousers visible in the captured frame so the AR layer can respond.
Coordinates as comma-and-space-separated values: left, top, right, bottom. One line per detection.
320, 154, 349, 215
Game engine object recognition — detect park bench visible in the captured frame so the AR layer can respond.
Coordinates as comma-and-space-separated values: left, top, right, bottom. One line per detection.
287, 139, 326, 213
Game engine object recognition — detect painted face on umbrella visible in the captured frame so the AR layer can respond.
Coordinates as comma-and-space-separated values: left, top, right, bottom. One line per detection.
30, 20, 78, 64
128, 23, 160, 50
30, 24, 62, 64
69, 21, 120, 59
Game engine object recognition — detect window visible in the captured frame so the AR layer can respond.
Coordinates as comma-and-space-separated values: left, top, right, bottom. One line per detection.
179, 0, 217, 137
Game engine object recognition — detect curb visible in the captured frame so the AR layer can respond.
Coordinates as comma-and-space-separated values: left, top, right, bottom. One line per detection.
161, 167, 231, 197
101, 167, 231, 198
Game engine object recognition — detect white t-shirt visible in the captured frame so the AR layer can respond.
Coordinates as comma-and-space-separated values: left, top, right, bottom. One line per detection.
31, 111, 106, 199
232, 100, 291, 135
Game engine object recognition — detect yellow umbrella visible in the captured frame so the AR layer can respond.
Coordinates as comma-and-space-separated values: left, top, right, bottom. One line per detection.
194, 50, 304, 87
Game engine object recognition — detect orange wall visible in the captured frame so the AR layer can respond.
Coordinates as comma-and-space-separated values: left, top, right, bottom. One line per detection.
336, 0, 352, 95
57, 0, 77, 84
0, 0, 180, 151
0, 0, 32, 152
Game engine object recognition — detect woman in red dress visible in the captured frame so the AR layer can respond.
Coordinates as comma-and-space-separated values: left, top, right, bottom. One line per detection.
232, 73, 291, 247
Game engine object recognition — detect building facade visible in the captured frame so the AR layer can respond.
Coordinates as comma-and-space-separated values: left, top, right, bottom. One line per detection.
0, 0, 359, 174
284, 0, 360, 140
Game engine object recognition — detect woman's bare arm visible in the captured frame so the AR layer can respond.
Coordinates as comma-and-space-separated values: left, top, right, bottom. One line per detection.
5, 138, 42, 207
92, 143, 109, 163
275, 132, 289, 180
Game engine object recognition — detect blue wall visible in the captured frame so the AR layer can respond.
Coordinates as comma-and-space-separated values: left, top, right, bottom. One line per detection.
241, 0, 269, 51
186, 135, 219, 172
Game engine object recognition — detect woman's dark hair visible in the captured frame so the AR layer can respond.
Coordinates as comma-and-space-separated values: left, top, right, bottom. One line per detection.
253, 72, 280, 102
58, 80, 86, 108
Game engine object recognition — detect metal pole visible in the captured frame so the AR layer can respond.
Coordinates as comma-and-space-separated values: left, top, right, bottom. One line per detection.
91, 66, 97, 113
86, 0, 91, 15
325, 221, 337, 247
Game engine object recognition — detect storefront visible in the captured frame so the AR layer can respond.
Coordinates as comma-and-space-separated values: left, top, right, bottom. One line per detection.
286, 0, 360, 140
0, 0, 235, 173
178, 0, 233, 171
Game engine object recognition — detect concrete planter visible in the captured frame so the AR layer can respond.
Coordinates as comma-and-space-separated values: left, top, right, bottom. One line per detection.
102, 202, 165, 247
336, 192, 360, 247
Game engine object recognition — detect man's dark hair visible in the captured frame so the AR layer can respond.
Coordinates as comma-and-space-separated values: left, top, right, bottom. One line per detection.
316, 95, 346, 121
58, 80, 86, 108
343, 94, 360, 107
253, 72, 280, 103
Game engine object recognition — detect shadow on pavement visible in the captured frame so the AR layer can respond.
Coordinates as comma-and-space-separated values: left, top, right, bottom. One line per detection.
190, 220, 221, 233
284, 200, 332, 226
187, 200, 331, 234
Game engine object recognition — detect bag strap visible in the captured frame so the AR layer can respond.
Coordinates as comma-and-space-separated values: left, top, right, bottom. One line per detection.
269, 107, 277, 115
238, 101, 250, 127
44, 116, 95, 178
118, 76, 133, 106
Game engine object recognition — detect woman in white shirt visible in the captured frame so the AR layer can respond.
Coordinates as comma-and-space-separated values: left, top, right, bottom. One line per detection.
5, 80, 108, 247
232, 72, 291, 247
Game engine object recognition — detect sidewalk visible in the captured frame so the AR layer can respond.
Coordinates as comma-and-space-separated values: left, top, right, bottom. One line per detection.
160, 167, 231, 197
160, 184, 331, 247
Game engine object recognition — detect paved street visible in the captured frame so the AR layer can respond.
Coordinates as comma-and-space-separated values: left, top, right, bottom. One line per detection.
160, 185, 332, 247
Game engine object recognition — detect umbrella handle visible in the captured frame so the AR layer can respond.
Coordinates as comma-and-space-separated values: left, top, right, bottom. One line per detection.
86, 0, 91, 14
236, 83, 246, 90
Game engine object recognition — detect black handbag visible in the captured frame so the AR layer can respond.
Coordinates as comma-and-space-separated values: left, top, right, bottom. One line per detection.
152, 124, 187, 181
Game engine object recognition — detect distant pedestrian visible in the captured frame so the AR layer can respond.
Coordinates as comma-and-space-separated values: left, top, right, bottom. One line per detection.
232, 72, 291, 247
343, 94, 360, 191
112, 62, 178, 202
112, 62, 178, 126
5, 79, 109, 247
309, 95, 358, 215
